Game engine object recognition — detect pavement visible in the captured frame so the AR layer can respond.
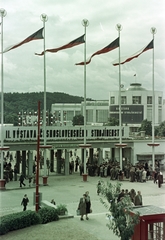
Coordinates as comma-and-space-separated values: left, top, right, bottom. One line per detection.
0, 171, 165, 240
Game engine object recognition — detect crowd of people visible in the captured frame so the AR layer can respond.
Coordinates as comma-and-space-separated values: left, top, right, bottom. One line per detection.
77, 158, 163, 184
2, 150, 163, 189
117, 188, 143, 206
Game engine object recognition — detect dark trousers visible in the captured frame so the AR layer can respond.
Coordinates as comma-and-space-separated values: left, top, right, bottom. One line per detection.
20, 181, 25, 187
23, 205, 27, 211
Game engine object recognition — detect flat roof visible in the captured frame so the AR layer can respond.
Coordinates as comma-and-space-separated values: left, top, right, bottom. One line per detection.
132, 205, 165, 216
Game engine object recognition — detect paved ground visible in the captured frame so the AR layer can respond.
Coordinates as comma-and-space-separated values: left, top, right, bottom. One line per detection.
0, 171, 165, 240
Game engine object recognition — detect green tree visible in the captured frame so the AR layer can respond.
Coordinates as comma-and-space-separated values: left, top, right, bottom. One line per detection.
156, 121, 165, 137
104, 117, 119, 126
138, 119, 152, 136
100, 181, 139, 240
2, 92, 93, 125
72, 114, 84, 126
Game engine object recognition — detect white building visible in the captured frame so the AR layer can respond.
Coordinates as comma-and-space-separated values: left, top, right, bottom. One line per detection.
109, 83, 164, 134
51, 103, 81, 126
51, 82, 164, 131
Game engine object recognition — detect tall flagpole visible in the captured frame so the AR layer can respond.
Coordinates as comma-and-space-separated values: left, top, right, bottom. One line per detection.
147, 28, 159, 171
0, 9, 8, 189
82, 19, 89, 175
40, 14, 48, 178
116, 24, 123, 169
151, 27, 157, 171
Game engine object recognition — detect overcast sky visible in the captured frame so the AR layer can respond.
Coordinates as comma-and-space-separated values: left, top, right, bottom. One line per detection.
1, 0, 165, 100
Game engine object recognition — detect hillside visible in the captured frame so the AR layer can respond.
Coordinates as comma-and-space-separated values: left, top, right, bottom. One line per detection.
2, 92, 93, 125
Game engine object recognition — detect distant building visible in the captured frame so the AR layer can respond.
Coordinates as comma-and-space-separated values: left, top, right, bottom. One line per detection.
109, 83, 164, 135
51, 83, 165, 131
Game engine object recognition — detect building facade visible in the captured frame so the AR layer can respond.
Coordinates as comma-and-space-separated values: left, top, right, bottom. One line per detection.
109, 83, 164, 134
51, 101, 109, 126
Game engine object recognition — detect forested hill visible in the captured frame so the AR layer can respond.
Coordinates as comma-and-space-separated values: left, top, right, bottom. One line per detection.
2, 92, 93, 125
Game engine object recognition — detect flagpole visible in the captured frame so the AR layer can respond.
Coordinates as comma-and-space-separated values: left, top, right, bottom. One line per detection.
116, 24, 123, 169
40, 13, 48, 178
82, 19, 89, 176
151, 27, 156, 171
0, 9, 8, 189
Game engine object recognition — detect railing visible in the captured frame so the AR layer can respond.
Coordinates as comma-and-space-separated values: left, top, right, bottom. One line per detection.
2, 125, 130, 142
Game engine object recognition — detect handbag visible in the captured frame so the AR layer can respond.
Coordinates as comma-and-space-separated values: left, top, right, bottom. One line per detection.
76, 209, 80, 216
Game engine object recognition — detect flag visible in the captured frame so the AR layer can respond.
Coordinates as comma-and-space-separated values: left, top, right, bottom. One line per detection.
112, 40, 153, 66
1, 28, 44, 54
35, 34, 85, 56
75, 37, 119, 65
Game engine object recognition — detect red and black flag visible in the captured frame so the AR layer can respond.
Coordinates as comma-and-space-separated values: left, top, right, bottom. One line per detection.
112, 40, 153, 66
75, 37, 119, 65
35, 34, 85, 56
1, 28, 44, 53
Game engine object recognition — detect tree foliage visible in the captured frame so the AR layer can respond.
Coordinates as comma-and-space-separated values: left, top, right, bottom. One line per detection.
104, 117, 119, 126
1, 92, 92, 125
72, 114, 84, 126
138, 119, 152, 136
155, 121, 165, 137
100, 181, 139, 240
138, 119, 165, 137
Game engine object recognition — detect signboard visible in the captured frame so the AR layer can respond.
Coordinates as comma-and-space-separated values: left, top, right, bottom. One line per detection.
109, 105, 144, 124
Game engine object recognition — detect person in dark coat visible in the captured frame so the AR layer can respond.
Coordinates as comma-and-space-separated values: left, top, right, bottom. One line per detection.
135, 191, 143, 206
19, 173, 26, 187
78, 194, 87, 221
129, 189, 136, 204
97, 180, 101, 195
14, 165, 18, 181
85, 191, 91, 220
117, 189, 125, 203
21, 194, 29, 211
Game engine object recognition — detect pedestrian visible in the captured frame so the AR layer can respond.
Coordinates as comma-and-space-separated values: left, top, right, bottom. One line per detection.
28, 175, 33, 187
21, 194, 29, 211
46, 158, 50, 169
78, 194, 87, 221
129, 189, 136, 204
135, 191, 143, 206
142, 168, 147, 182
117, 189, 125, 203
14, 165, 18, 181
19, 172, 26, 187
85, 191, 91, 220
97, 180, 101, 195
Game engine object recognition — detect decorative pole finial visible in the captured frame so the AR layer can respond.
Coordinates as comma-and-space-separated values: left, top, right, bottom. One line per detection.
82, 19, 89, 27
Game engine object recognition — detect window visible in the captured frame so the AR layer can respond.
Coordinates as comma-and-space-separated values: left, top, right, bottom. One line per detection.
96, 110, 108, 123
147, 108, 152, 121
121, 96, 127, 104
158, 97, 162, 105
86, 110, 93, 122
158, 108, 162, 124
110, 97, 115, 104
147, 96, 152, 104
132, 96, 141, 104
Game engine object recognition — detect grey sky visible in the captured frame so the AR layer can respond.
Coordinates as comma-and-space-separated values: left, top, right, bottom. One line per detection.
1, 0, 165, 100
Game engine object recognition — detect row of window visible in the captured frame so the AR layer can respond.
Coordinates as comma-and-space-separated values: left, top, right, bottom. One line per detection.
110, 96, 162, 105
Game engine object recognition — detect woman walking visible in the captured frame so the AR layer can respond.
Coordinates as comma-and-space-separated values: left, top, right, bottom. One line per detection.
78, 194, 87, 221
85, 191, 91, 220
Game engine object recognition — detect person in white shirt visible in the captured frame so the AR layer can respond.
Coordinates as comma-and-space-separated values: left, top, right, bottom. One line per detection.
142, 168, 147, 182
